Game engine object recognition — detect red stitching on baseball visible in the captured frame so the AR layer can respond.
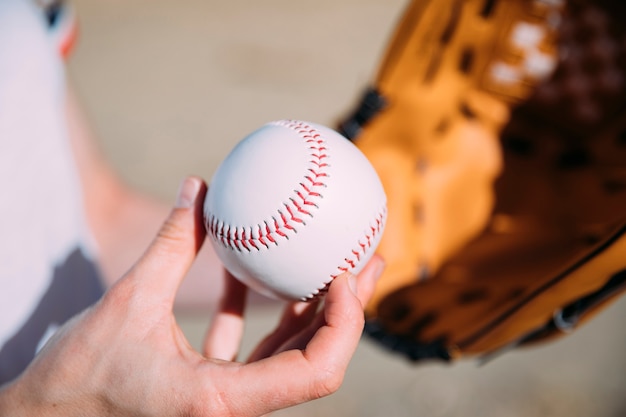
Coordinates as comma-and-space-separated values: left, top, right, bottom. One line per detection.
279, 211, 295, 232
299, 183, 321, 199
240, 229, 251, 252
308, 169, 328, 178
273, 218, 287, 238
329, 205, 387, 281
249, 236, 259, 251
265, 222, 277, 245
285, 204, 304, 224
303, 204, 387, 302
207, 120, 328, 251
304, 175, 325, 187
291, 198, 312, 217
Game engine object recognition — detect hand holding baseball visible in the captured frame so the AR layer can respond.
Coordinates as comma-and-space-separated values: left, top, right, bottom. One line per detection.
0, 176, 384, 417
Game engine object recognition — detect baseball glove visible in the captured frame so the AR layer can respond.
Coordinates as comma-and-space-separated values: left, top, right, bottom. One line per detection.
339, 0, 626, 362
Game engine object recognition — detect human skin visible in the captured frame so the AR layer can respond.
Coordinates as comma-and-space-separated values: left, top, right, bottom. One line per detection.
0, 176, 385, 417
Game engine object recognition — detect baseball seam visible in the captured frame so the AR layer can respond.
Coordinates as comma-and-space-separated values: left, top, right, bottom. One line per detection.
206, 120, 329, 251
307, 204, 387, 301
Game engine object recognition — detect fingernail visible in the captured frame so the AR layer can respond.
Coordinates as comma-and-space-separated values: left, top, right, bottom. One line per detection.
348, 274, 358, 295
175, 177, 202, 208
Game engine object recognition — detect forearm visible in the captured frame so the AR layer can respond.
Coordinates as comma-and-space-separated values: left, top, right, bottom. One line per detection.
65, 83, 225, 311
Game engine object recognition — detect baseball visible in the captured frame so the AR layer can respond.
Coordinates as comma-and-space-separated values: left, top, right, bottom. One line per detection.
203, 120, 387, 301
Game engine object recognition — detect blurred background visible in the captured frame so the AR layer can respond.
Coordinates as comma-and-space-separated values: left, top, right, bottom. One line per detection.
67, 0, 626, 416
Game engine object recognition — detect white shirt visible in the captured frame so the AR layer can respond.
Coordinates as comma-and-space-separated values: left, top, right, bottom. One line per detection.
0, 0, 103, 383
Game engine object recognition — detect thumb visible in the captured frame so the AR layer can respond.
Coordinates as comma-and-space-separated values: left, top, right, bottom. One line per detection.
124, 176, 208, 306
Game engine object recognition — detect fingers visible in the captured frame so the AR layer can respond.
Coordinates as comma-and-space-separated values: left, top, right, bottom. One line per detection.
222, 273, 367, 416
246, 300, 320, 362
204, 255, 385, 365
217, 258, 385, 415
122, 176, 208, 307
252, 255, 386, 358
203, 272, 248, 361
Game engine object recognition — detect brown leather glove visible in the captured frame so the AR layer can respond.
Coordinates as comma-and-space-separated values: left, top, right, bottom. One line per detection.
339, 0, 626, 362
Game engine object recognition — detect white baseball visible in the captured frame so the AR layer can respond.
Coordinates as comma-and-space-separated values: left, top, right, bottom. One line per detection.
204, 120, 387, 301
